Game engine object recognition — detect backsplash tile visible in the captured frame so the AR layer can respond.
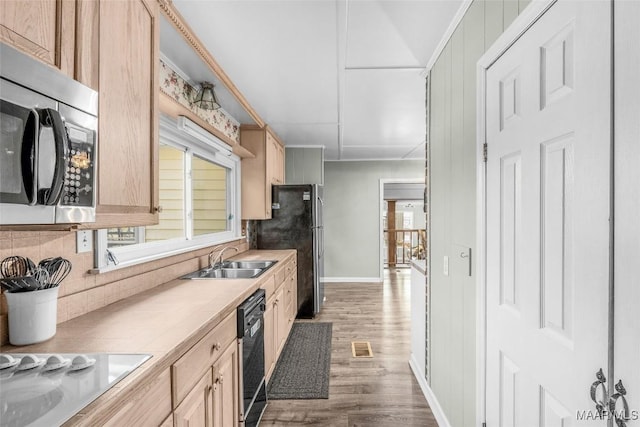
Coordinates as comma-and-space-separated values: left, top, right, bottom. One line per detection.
0, 229, 248, 346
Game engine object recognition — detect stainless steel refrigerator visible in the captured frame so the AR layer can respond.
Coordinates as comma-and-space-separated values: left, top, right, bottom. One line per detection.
254, 184, 324, 318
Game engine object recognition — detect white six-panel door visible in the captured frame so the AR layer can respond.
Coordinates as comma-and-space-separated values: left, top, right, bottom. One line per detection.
485, 1, 611, 425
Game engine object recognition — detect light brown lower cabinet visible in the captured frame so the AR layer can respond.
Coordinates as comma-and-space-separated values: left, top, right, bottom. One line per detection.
174, 369, 212, 427
212, 342, 239, 427
275, 285, 288, 357
173, 339, 239, 427
264, 296, 276, 383
265, 257, 298, 383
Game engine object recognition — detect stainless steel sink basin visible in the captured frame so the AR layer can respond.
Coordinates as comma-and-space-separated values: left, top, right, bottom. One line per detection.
181, 267, 263, 280
180, 260, 277, 280
222, 260, 276, 270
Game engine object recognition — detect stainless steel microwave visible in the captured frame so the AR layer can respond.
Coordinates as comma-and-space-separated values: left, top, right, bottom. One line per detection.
0, 43, 98, 225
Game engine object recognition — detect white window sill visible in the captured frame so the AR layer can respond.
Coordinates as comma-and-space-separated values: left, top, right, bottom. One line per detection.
89, 235, 243, 274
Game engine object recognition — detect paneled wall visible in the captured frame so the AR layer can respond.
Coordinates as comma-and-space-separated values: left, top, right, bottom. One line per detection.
428, 0, 526, 425
285, 147, 324, 185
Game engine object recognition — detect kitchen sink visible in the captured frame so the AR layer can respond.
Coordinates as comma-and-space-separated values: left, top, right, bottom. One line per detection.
180, 260, 277, 280
221, 260, 276, 270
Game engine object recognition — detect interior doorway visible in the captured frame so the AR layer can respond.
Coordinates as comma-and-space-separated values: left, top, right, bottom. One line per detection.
379, 179, 426, 276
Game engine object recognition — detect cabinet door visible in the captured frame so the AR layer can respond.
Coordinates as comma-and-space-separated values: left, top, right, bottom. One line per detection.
240, 127, 270, 220
264, 295, 276, 382
174, 369, 213, 427
212, 342, 239, 427
265, 132, 277, 185
275, 286, 287, 357
95, 0, 159, 228
286, 271, 298, 328
0, 1, 75, 75
267, 135, 285, 185
276, 143, 285, 184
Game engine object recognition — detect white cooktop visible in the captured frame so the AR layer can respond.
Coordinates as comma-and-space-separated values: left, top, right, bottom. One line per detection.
0, 353, 151, 427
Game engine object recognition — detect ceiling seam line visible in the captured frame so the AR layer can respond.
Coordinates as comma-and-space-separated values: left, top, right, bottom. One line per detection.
336, 0, 349, 160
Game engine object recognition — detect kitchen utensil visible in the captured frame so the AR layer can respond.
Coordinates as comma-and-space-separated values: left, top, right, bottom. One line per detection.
38, 257, 72, 289
0, 276, 40, 293
0, 256, 35, 278
32, 268, 50, 290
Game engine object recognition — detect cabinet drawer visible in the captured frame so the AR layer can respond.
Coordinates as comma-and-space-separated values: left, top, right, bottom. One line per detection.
172, 311, 237, 407
285, 258, 296, 277
261, 273, 276, 300
103, 368, 171, 427
274, 263, 287, 288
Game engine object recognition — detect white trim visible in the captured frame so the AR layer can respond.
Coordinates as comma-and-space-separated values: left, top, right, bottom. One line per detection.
409, 356, 452, 427
379, 178, 424, 282
91, 235, 242, 274
475, 59, 488, 427
478, 0, 557, 70
475, 1, 557, 426
423, 0, 474, 75
321, 277, 383, 284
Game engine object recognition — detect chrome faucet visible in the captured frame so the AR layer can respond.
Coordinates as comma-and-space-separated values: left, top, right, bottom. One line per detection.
208, 246, 239, 268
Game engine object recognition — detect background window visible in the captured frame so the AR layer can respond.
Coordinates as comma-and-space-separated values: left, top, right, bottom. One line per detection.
97, 115, 241, 270
193, 155, 227, 236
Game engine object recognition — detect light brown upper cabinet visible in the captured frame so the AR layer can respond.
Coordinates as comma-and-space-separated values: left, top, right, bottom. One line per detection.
2, 0, 160, 229
0, 1, 75, 77
74, 0, 159, 228
241, 126, 285, 219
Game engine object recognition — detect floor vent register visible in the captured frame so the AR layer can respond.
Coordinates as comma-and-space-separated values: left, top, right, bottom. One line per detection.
351, 341, 373, 358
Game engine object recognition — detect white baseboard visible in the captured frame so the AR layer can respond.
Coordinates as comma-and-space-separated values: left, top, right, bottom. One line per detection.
409, 355, 452, 427
321, 277, 383, 283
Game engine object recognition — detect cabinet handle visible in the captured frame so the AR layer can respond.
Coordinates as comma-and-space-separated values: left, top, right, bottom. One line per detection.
154, 206, 163, 213
205, 384, 213, 425
212, 342, 221, 352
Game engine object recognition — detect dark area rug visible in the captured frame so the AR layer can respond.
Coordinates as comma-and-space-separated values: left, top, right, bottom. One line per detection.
267, 322, 332, 399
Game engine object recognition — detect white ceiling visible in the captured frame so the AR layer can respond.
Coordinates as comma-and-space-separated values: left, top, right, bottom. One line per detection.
170, 0, 463, 161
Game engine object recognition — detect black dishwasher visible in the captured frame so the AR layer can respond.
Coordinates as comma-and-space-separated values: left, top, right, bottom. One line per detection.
238, 289, 267, 426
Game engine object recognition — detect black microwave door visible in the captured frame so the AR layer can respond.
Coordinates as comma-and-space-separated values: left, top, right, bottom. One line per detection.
0, 100, 37, 205
36, 108, 68, 206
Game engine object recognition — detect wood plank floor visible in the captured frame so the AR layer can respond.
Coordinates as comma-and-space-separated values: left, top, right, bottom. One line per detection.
260, 269, 437, 426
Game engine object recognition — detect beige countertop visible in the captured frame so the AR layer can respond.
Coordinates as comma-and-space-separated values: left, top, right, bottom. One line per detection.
0, 249, 296, 426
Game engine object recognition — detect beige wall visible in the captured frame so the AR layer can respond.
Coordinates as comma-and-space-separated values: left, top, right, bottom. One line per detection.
428, 0, 527, 425
0, 231, 246, 346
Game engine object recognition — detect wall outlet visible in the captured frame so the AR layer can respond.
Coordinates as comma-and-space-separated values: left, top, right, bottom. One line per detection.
76, 230, 93, 254
443, 256, 449, 276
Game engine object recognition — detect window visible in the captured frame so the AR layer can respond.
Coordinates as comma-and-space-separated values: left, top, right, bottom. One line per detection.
95, 115, 241, 270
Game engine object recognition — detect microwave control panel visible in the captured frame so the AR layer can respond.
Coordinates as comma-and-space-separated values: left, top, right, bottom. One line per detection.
61, 124, 95, 207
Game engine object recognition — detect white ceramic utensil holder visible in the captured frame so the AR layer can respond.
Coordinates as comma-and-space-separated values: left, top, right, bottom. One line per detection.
5, 287, 59, 345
